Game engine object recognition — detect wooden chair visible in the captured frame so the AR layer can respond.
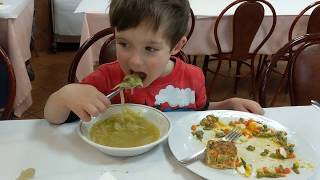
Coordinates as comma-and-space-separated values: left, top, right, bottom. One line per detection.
68, 27, 116, 83
289, 1, 320, 42
68, 8, 196, 83
203, 0, 276, 100
259, 33, 320, 107
0, 47, 16, 120
256, 1, 320, 83
186, 7, 195, 44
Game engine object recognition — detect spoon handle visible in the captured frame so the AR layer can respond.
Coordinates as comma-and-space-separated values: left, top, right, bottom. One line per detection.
106, 87, 123, 100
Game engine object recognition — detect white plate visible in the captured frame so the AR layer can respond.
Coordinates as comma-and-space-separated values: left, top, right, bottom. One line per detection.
168, 110, 318, 179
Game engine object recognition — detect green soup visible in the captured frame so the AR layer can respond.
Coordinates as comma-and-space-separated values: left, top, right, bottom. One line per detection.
89, 108, 160, 148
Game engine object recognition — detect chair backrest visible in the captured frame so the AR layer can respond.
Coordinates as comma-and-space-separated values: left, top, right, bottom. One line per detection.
214, 0, 276, 61
186, 7, 195, 44
289, 39, 320, 105
288, 1, 320, 41
0, 47, 16, 120
99, 35, 116, 65
259, 33, 320, 107
69, 8, 195, 83
68, 27, 116, 83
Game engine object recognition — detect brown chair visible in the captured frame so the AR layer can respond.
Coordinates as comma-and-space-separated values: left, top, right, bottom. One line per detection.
68, 8, 196, 83
259, 33, 320, 107
68, 27, 116, 83
0, 47, 16, 120
186, 7, 195, 44
289, 1, 320, 42
203, 0, 276, 99
256, 1, 320, 83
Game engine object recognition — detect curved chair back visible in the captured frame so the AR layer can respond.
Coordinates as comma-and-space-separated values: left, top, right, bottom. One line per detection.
99, 35, 117, 65
214, 0, 276, 60
289, 1, 320, 41
289, 40, 320, 105
186, 7, 195, 44
68, 27, 116, 83
0, 47, 16, 120
259, 34, 320, 107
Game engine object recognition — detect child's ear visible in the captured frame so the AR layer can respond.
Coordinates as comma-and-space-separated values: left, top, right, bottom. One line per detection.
170, 36, 187, 55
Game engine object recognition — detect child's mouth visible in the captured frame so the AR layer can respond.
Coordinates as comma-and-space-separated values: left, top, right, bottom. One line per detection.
130, 70, 146, 81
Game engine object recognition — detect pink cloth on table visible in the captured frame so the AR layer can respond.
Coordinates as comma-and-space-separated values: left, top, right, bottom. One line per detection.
0, 2, 34, 116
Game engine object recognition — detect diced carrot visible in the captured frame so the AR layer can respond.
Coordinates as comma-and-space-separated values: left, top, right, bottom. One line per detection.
191, 125, 197, 131
244, 121, 250, 126
288, 153, 296, 159
275, 167, 281, 173
248, 122, 257, 131
235, 159, 240, 167
283, 168, 291, 174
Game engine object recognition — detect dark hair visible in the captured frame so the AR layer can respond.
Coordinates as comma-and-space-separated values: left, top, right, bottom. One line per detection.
109, 0, 190, 48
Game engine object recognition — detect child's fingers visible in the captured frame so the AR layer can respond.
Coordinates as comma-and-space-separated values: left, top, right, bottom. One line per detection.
244, 102, 264, 115
74, 109, 91, 122
235, 105, 248, 113
97, 92, 111, 106
85, 104, 100, 117
95, 100, 108, 113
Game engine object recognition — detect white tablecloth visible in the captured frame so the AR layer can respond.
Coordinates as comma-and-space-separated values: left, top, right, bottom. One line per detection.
0, 0, 31, 19
75, 0, 314, 16
0, 106, 319, 179
74, 0, 315, 80
0, 0, 34, 116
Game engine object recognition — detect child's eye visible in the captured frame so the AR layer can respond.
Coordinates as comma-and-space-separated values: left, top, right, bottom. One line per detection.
117, 42, 129, 48
145, 46, 158, 52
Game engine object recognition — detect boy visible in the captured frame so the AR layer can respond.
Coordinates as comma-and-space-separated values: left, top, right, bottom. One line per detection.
44, 0, 263, 124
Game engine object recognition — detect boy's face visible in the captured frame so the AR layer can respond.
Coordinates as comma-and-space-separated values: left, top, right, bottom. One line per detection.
115, 23, 186, 87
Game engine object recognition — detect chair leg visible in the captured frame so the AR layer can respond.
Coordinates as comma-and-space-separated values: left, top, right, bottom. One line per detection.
250, 59, 256, 100
25, 60, 35, 81
270, 74, 288, 106
192, 56, 197, 65
233, 61, 242, 94
202, 55, 210, 78
256, 55, 268, 83
208, 60, 222, 100
256, 55, 263, 81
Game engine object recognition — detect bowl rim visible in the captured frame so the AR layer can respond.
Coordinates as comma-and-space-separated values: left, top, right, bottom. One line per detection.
77, 103, 172, 151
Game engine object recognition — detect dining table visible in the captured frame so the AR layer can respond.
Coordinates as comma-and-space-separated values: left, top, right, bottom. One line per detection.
0, 105, 319, 179
0, 0, 34, 116
73, 0, 315, 81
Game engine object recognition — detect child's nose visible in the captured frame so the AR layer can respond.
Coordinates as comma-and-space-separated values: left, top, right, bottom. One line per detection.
129, 52, 143, 66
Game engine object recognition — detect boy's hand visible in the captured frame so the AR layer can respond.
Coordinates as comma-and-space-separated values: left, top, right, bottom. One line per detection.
56, 84, 110, 121
209, 97, 264, 115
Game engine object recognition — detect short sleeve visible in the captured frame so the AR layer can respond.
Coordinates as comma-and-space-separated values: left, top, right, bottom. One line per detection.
195, 71, 208, 110
80, 63, 122, 94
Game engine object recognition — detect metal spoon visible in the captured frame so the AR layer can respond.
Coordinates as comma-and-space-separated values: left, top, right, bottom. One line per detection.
106, 87, 123, 100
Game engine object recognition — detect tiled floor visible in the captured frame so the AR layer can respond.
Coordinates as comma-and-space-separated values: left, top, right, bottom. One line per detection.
20, 49, 290, 119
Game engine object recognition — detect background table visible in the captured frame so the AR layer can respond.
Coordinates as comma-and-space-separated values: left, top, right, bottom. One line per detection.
74, 0, 314, 80
0, 106, 319, 179
0, 0, 34, 116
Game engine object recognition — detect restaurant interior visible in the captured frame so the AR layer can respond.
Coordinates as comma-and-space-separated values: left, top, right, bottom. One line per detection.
1, 0, 320, 179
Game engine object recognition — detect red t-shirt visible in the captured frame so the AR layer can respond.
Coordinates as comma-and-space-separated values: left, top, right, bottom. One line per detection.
81, 57, 207, 111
